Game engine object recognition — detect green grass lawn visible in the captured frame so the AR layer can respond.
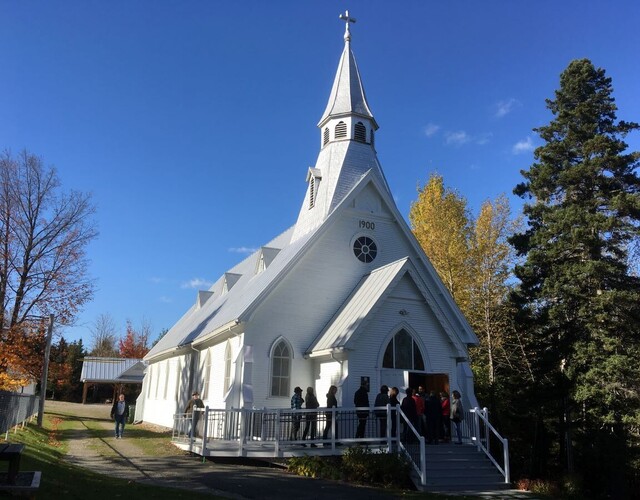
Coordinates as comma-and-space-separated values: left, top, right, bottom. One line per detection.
2, 414, 218, 499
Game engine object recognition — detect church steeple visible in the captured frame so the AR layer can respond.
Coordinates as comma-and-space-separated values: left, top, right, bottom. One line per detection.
291, 12, 391, 242
318, 11, 378, 147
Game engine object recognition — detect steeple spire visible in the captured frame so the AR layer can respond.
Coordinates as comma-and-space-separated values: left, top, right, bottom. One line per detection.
291, 12, 390, 243
317, 11, 377, 130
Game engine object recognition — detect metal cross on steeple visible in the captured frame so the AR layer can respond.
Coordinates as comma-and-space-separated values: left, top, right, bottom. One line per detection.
339, 10, 356, 42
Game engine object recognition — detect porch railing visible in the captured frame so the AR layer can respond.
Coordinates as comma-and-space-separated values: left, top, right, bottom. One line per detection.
171, 404, 509, 487
469, 407, 510, 484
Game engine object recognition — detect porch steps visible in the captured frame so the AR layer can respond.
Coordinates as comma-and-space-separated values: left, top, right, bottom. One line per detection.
417, 443, 511, 493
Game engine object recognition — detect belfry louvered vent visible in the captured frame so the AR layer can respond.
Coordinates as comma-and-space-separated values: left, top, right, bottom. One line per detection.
335, 121, 347, 138
354, 122, 367, 143
309, 176, 316, 209
323, 127, 330, 145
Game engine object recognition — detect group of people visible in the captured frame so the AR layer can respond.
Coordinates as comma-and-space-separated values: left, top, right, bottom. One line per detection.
290, 383, 464, 446
395, 386, 464, 445
290, 385, 339, 446
372, 385, 463, 444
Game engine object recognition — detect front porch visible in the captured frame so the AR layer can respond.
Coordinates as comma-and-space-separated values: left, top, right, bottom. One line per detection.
172, 405, 511, 491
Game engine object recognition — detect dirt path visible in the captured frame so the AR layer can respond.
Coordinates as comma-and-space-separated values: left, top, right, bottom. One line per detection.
43, 401, 399, 499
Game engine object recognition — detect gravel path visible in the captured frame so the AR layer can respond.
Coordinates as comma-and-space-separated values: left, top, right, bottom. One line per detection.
43, 401, 399, 499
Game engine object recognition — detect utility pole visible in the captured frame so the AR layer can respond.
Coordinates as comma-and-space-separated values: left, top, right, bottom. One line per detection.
37, 314, 55, 427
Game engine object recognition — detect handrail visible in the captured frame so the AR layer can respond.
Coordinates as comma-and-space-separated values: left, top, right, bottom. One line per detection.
396, 407, 426, 486
471, 407, 510, 483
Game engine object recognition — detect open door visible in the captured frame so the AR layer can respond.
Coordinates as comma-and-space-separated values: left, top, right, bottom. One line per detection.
409, 372, 450, 395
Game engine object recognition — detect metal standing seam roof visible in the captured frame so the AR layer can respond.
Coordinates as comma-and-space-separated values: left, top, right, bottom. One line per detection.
307, 257, 471, 358
145, 226, 316, 359
307, 258, 410, 353
80, 357, 146, 383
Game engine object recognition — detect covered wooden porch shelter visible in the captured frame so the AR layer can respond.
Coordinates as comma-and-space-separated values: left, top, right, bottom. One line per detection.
79, 357, 146, 404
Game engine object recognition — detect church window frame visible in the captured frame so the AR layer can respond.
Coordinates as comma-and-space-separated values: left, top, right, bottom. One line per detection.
223, 342, 232, 395
174, 359, 182, 400
335, 121, 347, 139
353, 235, 378, 263
323, 127, 330, 146
269, 337, 292, 397
163, 359, 171, 400
370, 129, 375, 147
382, 328, 425, 370
354, 122, 367, 143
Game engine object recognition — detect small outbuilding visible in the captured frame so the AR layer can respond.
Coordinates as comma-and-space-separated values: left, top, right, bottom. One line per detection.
79, 357, 146, 404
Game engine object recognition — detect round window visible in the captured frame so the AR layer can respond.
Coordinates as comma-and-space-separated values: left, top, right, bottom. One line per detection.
353, 236, 377, 263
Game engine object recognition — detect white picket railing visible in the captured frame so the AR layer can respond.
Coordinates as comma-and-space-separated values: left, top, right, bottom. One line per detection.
172, 404, 509, 487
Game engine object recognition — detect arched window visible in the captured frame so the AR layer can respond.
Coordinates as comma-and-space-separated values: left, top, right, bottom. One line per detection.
147, 365, 153, 398
270, 339, 292, 397
202, 350, 212, 399
174, 360, 181, 400
323, 127, 330, 145
163, 360, 171, 400
382, 329, 425, 370
223, 342, 232, 395
154, 363, 161, 399
354, 122, 367, 143
335, 121, 347, 139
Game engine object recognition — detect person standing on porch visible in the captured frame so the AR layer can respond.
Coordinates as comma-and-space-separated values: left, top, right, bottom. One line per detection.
412, 388, 426, 436
322, 385, 338, 443
401, 387, 417, 442
184, 392, 204, 438
440, 391, 451, 442
290, 386, 304, 441
389, 387, 400, 438
354, 383, 370, 438
425, 390, 441, 444
374, 385, 389, 438
110, 393, 129, 439
302, 387, 319, 446
451, 390, 464, 444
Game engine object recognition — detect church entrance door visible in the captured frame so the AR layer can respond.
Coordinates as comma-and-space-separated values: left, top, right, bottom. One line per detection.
408, 372, 449, 395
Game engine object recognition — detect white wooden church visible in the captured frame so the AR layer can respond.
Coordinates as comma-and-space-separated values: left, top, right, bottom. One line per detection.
139, 15, 480, 430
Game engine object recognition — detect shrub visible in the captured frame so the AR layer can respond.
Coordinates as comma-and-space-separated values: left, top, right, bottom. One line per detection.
288, 447, 411, 489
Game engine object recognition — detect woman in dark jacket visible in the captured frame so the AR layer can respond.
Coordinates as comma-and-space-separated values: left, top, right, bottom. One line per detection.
389, 387, 400, 437
322, 385, 338, 442
302, 387, 320, 446
400, 387, 417, 442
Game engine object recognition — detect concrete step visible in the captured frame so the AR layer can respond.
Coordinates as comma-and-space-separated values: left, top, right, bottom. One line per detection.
423, 482, 513, 493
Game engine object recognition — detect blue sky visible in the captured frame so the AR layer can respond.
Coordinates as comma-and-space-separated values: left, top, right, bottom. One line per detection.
2, 1, 639, 347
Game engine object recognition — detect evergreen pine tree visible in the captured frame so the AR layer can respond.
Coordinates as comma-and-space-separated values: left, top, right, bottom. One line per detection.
510, 58, 640, 496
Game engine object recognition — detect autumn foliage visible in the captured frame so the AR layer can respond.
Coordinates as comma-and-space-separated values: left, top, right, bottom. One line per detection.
118, 320, 150, 358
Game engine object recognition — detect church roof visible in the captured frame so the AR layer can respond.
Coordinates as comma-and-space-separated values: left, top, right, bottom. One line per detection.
307, 257, 469, 357
317, 22, 377, 129
146, 226, 316, 358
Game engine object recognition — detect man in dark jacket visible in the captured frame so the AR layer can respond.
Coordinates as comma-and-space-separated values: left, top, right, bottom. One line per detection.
374, 385, 389, 438
425, 390, 442, 444
354, 384, 370, 438
400, 388, 417, 442
184, 391, 204, 438
110, 393, 130, 439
